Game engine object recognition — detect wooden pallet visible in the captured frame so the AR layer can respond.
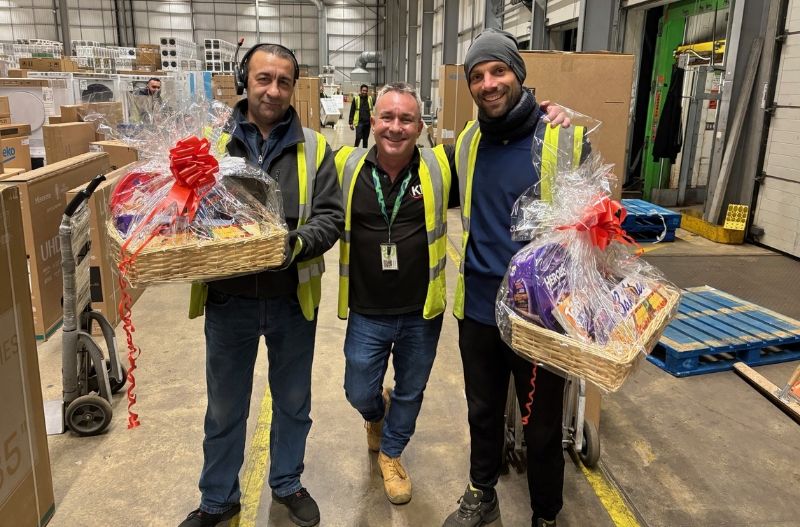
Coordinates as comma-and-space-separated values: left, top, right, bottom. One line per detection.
621, 199, 682, 242
648, 286, 800, 377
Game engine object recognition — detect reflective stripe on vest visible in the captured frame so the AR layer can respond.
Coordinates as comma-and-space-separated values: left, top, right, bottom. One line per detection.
352, 95, 374, 126
336, 145, 451, 320
296, 128, 327, 321
452, 121, 584, 319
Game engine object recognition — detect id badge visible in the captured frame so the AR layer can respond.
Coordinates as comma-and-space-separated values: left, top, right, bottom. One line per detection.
380, 243, 399, 271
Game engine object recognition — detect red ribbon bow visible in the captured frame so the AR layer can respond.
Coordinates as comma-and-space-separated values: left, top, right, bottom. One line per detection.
557, 195, 639, 252
116, 136, 219, 429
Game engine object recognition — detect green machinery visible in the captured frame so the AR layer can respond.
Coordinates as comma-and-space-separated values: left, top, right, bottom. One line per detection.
642, 0, 729, 200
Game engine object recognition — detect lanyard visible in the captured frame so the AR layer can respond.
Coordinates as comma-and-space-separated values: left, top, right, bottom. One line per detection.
371, 166, 412, 242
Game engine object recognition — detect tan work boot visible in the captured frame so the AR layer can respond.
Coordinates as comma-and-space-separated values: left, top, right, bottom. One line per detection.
377, 451, 412, 504
365, 388, 391, 452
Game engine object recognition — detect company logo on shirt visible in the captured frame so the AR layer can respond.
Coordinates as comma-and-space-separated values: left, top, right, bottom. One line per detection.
410, 184, 423, 200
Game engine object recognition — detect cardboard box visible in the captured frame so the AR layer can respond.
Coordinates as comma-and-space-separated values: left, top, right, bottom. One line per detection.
0, 152, 110, 339
0, 123, 32, 139
58, 105, 83, 123
89, 140, 139, 170
520, 51, 635, 199
0, 95, 9, 117
43, 122, 97, 163
18, 57, 78, 72
7, 69, 28, 78
2, 137, 32, 172
0, 117, 12, 125
292, 77, 321, 132
437, 64, 475, 145
0, 186, 56, 526
66, 164, 145, 333
0, 168, 26, 180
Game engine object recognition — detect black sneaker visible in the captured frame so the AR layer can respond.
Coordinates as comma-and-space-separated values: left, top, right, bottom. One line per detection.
178, 504, 240, 527
442, 485, 500, 527
271, 487, 320, 527
534, 519, 557, 527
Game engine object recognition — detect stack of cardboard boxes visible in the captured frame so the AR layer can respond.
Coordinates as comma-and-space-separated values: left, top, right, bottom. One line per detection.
43, 123, 97, 163
0, 186, 55, 526
211, 74, 243, 109
292, 77, 321, 132
436, 64, 475, 145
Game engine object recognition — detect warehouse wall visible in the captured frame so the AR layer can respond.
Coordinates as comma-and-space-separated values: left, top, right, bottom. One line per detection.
326, 4, 382, 86
0, 0, 59, 42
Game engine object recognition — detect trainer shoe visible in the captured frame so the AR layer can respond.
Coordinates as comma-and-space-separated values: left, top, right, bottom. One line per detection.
178, 504, 240, 527
442, 485, 500, 526
365, 388, 392, 452
377, 451, 412, 504
271, 487, 320, 527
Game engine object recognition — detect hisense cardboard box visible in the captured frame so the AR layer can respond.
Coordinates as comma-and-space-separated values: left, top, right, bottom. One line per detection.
66, 164, 146, 333
0, 152, 110, 339
437, 64, 475, 145
520, 51, 635, 200
0, 186, 55, 527
89, 141, 139, 171
2, 136, 32, 172
43, 122, 97, 163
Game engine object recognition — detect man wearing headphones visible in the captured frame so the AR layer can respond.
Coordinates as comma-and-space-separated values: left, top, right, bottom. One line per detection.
179, 44, 343, 527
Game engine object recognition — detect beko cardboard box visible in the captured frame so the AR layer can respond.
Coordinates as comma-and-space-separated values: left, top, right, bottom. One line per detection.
43, 122, 97, 163
66, 164, 145, 333
520, 51, 635, 200
0, 186, 56, 527
1, 136, 32, 172
0, 152, 110, 339
89, 141, 139, 170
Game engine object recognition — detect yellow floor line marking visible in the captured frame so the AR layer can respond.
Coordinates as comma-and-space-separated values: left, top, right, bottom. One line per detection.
232, 387, 273, 527
446, 236, 462, 267
580, 463, 641, 527
446, 228, 640, 526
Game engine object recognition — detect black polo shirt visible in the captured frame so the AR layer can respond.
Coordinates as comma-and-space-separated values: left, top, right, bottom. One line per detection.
349, 146, 429, 315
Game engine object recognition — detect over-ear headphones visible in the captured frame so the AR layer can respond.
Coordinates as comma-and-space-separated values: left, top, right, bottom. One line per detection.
234, 41, 300, 96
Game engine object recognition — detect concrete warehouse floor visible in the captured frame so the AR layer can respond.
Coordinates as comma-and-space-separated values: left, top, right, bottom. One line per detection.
36, 118, 800, 527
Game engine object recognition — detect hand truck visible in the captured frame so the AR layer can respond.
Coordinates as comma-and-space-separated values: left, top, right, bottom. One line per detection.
60, 174, 126, 436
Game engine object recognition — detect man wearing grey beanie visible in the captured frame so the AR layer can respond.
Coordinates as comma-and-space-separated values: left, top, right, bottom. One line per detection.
444, 28, 585, 527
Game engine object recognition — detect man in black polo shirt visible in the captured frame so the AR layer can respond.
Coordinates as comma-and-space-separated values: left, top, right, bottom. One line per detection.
335, 83, 451, 505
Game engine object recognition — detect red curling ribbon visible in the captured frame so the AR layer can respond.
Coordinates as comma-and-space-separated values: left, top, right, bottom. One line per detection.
557, 195, 641, 253
115, 136, 219, 428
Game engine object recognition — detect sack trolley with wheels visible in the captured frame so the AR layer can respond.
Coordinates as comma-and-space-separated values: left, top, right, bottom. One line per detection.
502, 373, 601, 473
60, 174, 126, 436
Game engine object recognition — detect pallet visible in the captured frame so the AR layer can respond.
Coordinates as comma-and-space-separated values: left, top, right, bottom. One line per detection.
621, 199, 682, 242
648, 286, 800, 377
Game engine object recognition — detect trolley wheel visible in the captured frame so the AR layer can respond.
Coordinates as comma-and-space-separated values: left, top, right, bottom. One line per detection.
579, 419, 601, 468
89, 360, 127, 394
65, 395, 113, 436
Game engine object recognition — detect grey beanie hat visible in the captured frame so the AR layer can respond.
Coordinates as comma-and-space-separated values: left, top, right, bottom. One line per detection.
463, 28, 526, 83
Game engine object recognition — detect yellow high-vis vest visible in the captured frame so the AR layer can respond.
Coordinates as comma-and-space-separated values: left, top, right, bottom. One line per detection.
352, 95, 374, 126
334, 145, 451, 320
452, 120, 585, 320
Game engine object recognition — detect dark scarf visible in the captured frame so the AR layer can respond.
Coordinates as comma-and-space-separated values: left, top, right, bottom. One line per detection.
477, 87, 539, 143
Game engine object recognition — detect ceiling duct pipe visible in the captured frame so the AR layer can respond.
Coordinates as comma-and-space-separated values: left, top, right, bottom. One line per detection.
351, 51, 382, 85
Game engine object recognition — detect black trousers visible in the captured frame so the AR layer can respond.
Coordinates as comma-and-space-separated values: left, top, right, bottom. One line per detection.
354, 122, 370, 147
459, 317, 566, 521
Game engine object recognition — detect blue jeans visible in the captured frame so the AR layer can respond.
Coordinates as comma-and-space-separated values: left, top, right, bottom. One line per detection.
343, 311, 443, 458
199, 290, 317, 514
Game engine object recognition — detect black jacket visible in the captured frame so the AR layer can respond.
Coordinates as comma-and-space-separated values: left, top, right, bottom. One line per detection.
207, 99, 344, 298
